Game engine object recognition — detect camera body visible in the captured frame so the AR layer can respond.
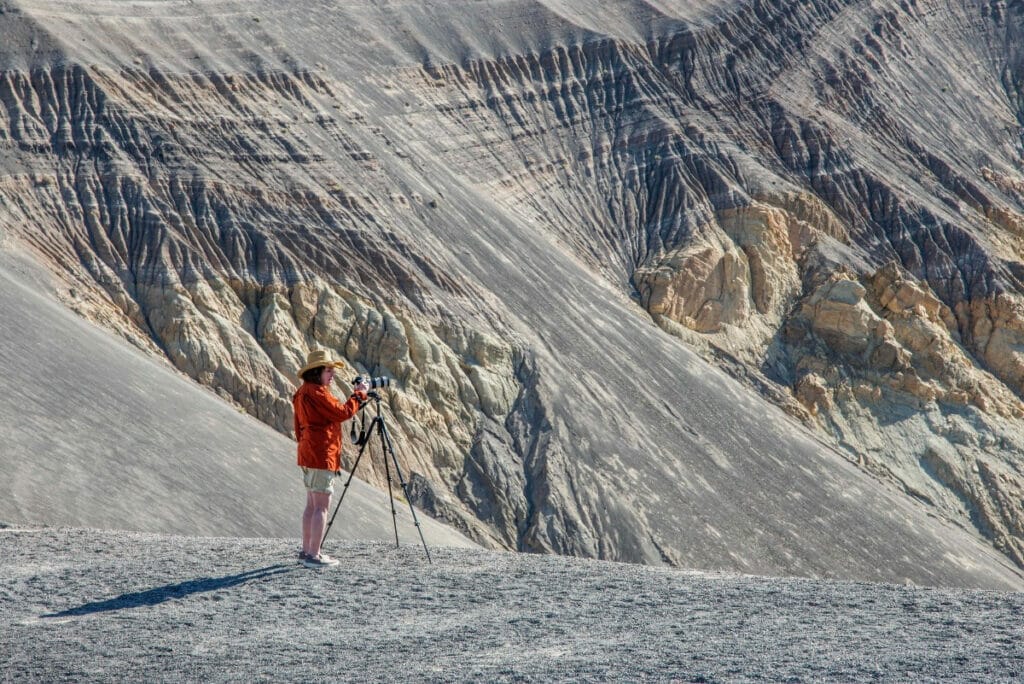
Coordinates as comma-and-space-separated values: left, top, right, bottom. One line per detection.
353, 374, 391, 389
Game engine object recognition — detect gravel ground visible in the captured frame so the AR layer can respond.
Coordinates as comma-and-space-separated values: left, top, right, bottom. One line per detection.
2, 527, 1022, 682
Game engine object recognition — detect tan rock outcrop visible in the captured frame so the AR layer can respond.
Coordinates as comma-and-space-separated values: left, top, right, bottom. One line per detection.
636, 240, 751, 334
789, 264, 1024, 417
636, 195, 829, 360
794, 372, 832, 416
959, 294, 1024, 402
780, 265, 1024, 566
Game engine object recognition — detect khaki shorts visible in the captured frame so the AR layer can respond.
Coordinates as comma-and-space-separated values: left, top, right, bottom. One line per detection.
302, 467, 338, 494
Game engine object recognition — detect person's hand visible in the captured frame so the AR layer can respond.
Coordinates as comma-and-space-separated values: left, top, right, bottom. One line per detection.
354, 379, 370, 394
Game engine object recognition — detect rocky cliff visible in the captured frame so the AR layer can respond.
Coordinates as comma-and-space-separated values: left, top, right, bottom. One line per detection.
1, 0, 1024, 581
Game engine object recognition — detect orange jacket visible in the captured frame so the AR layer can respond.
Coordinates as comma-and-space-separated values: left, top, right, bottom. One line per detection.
293, 382, 366, 471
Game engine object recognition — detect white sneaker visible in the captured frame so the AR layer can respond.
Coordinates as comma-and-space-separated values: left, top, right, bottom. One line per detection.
302, 554, 339, 569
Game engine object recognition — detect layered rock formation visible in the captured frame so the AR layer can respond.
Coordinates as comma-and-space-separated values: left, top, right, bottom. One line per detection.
2, 0, 1024, 582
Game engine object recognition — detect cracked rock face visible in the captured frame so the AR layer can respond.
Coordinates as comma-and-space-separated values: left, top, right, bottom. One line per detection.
777, 264, 1024, 566
2, 0, 1024, 586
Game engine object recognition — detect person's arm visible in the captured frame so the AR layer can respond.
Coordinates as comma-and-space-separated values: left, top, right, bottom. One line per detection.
312, 386, 368, 423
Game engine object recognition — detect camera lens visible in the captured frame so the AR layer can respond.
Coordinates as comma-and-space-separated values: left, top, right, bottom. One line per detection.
353, 375, 391, 389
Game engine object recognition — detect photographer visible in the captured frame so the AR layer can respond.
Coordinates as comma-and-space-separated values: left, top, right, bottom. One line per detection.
292, 349, 369, 568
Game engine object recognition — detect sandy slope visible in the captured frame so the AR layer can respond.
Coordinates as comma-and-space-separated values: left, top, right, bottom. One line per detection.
2, 526, 1022, 682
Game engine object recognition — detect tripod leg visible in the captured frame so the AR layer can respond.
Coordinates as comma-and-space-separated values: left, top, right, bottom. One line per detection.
377, 417, 433, 564
321, 418, 376, 549
379, 419, 400, 549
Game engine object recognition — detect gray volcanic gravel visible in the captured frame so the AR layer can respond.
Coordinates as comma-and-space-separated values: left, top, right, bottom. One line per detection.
3, 527, 1022, 682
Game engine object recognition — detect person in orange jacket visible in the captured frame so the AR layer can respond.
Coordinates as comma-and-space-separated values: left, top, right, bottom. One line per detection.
293, 349, 369, 568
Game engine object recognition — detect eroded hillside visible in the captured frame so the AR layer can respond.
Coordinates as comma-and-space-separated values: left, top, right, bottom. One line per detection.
1, 0, 1024, 582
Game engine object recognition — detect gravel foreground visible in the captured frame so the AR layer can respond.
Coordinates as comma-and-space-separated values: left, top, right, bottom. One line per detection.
2, 527, 1022, 683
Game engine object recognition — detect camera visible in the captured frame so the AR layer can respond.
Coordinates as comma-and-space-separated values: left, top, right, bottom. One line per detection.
353, 374, 391, 389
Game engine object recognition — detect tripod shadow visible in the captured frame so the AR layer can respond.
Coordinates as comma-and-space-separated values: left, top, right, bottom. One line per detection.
42, 564, 297, 618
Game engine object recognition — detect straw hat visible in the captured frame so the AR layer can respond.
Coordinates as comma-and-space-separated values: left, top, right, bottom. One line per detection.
297, 349, 347, 378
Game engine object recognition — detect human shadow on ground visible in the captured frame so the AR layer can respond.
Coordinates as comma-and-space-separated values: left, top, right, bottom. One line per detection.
42, 564, 297, 618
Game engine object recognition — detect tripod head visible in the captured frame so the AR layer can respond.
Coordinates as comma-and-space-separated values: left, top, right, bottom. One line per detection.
351, 389, 384, 445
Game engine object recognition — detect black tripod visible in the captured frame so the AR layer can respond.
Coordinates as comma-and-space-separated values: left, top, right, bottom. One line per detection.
321, 392, 432, 563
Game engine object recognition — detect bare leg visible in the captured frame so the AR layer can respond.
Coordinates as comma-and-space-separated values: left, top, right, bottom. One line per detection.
307, 491, 332, 558
302, 490, 316, 556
